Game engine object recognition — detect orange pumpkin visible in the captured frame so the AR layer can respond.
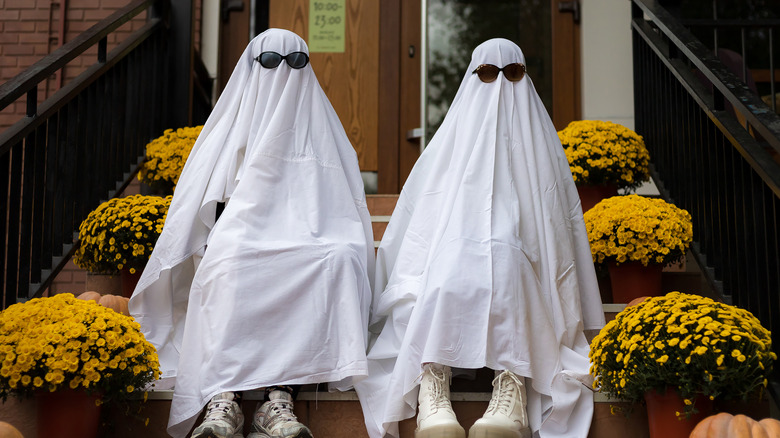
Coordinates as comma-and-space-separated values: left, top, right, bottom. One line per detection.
98, 294, 130, 316
0, 421, 24, 438
76, 291, 101, 303
691, 413, 780, 438
627, 296, 650, 307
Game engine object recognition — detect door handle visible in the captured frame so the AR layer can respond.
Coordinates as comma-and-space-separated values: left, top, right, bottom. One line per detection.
558, 1, 581, 24
221, 0, 244, 22
406, 128, 423, 140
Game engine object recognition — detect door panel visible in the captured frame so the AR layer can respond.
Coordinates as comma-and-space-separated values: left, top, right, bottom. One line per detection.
269, 0, 380, 172
218, 0, 250, 93
218, 0, 580, 192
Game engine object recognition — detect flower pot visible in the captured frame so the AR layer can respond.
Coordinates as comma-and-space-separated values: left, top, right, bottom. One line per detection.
577, 184, 618, 212
644, 388, 712, 438
85, 272, 123, 296
607, 261, 663, 303
36, 389, 101, 438
120, 268, 142, 298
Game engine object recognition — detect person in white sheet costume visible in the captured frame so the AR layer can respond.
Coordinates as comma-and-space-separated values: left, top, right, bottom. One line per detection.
129, 29, 374, 438
353, 39, 605, 438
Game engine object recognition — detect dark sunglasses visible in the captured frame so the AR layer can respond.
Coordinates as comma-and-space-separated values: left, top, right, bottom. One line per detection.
255, 51, 310, 69
472, 63, 526, 83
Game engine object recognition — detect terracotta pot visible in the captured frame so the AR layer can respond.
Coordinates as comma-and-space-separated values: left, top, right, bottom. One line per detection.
85, 272, 122, 296
608, 261, 663, 303
644, 388, 712, 438
577, 184, 618, 212
36, 389, 101, 438
120, 268, 142, 298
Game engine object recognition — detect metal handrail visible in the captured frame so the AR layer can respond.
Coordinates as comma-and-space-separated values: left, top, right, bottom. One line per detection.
0, 0, 172, 306
0, 0, 160, 115
631, 0, 780, 373
632, 0, 780, 161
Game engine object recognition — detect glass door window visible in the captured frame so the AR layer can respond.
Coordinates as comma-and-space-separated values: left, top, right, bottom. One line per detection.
425, 0, 553, 142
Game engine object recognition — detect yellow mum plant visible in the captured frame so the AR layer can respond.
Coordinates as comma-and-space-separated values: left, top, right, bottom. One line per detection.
589, 292, 775, 417
0, 293, 160, 401
584, 194, 693, 267
558, 120, 651, 191
74, 195, 172, 274
138, 126, 202, 193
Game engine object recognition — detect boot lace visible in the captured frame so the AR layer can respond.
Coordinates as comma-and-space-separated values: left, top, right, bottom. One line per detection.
421, 366, 452, 412
486, 371, 524, 415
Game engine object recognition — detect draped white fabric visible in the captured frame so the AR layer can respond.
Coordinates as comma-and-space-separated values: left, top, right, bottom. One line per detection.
128, 29, 374, 438
353, 39, 605, 438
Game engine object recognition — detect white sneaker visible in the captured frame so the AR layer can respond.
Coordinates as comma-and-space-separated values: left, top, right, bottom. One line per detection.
415, 363, 466, 438
468, 370, 531, 438
246, 390, 312, 438
191, 392, 245, 438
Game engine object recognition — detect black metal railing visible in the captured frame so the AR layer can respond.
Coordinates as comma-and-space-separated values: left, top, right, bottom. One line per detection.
0, 0, 173, 307
680, 17, 779, 113
631, 0, 780, 358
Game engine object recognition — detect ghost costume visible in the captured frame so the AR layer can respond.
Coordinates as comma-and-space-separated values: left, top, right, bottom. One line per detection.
353, 39, 605, 438
129, 29, 374, 437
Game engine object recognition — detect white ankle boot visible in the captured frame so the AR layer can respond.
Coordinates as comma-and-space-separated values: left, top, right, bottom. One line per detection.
415, 363, 466, 438
468, 370, 531, 438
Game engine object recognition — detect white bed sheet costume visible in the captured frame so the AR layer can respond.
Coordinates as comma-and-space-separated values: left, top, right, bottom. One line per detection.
129, 29, 375, 438
353, 39, 605, 438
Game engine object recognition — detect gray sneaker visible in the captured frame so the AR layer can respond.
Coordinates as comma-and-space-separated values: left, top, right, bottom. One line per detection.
246, 390, 312, 438
192, 392, 245, 438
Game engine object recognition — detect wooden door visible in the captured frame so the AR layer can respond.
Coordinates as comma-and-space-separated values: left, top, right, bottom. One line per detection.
219, 0, 581, 193
218, 0, 251, 93
268, 0, 380, 174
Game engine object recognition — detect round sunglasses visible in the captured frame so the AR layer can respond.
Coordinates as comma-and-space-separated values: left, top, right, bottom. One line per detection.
255, 51, 310, 69
472, 63, 526, 83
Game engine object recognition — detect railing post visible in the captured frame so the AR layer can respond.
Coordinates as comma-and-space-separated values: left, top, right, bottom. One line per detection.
169, 0, 194, 128
26, 88, 37, 118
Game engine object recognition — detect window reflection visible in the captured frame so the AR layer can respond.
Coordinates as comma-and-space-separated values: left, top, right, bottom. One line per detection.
426, 0, 552, 142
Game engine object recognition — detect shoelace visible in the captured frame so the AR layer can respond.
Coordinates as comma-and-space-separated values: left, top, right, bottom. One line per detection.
421, 367, 452, 412
203, 399, 238, 423
486, 371, 524, 415
260, 399, 299, 431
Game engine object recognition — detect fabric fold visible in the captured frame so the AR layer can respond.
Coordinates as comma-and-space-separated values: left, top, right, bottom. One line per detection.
129, 29, 374, 438
354, 38, 604, 438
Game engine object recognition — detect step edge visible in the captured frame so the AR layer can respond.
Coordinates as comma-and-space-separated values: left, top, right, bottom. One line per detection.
141, 390, 624, 403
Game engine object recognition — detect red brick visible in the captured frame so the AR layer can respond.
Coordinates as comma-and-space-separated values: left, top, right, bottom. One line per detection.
15, 55, 44, 68
33, 44, 50, 55
83, 9, 111, 20
18, 32, 48, 44
0, 10, 21, 20
72, 269, 87, 283
0, 55, 18, 67
0, 114, 20, 127
4, 21, 36, 32
4, 44, 35, 56
0, 32, 19, 44
19, 9, 51, 20
5, 0, 37, 8
100, 0, 134, 8
68, 0, 100, 9
65, 20, 94, 33
66, 9, 85, 20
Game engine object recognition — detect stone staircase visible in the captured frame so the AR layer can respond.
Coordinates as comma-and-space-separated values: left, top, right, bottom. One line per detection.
0, 194, 768, 438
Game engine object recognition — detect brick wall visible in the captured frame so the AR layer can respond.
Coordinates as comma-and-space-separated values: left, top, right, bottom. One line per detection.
2, 0, 204, 297
0, 0, 204, 131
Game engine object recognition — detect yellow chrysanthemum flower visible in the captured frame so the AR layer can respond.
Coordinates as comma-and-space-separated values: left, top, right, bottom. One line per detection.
0, 294, 161, 401
589, 292, 773, 419
558, 120, 650, 191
